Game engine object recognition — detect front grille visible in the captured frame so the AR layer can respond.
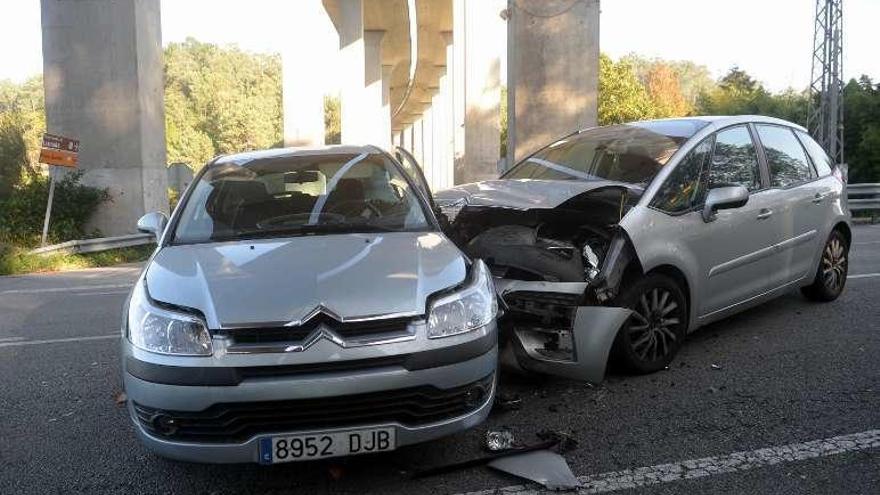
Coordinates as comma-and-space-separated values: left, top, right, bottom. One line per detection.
217, 315, 413, 345
134, 373, 494, 443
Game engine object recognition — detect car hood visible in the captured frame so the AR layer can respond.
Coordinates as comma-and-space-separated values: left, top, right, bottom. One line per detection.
434, 179, 641, 210
145, 232, 466, 329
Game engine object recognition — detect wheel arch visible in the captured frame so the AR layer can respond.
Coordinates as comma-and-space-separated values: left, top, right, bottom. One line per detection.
832, 221, 852, 247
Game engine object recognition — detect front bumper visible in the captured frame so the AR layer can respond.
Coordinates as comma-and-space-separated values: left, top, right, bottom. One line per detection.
122, 332, 497, 464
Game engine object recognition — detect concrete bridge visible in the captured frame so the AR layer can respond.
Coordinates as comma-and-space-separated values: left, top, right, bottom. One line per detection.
40, 0, 599, 235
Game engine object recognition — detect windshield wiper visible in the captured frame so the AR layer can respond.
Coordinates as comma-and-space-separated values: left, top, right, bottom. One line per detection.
224, 223, 402, 241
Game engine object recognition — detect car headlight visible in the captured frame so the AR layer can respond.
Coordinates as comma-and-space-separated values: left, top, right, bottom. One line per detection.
427, 260, 498, 338
127, 282, 212, 356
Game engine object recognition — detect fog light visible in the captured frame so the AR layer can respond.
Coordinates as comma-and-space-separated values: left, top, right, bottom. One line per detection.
151, 414, 178, 435
464, 384, 487, 408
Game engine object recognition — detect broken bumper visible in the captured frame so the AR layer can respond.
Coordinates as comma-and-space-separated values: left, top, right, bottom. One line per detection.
496, 280, 632, 383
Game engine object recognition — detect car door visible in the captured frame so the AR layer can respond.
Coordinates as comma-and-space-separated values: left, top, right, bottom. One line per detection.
754, 124, 826, 284
395, 146, 434, 206
654, 125, 781, 318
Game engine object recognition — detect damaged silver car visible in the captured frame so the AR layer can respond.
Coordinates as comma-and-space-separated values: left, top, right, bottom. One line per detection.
429, 116, 851, 382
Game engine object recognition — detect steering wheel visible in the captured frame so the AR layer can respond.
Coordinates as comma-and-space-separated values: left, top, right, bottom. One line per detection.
325, 200, 382, 218
256, 212, 345, 230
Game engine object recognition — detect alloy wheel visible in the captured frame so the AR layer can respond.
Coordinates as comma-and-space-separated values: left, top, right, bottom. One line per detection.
627, 288, 681, 362
822, 237, 847, 293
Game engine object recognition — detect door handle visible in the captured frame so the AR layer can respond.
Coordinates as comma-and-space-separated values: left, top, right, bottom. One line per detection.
756, 209, 773, 220
812, 192, 828, 204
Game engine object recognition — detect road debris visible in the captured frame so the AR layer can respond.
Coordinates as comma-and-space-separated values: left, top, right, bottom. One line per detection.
485, 430, 516, 451
113, 391, 127, 405
493, 393, 523, 413
711, 363, 723, 370
488, 449, 580, 491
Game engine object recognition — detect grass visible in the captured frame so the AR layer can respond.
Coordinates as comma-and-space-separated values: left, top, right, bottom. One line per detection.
0, 243, 154, 276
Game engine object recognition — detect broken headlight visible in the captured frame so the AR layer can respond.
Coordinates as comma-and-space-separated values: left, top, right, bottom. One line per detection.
127, 281, 212, 356
427, 260, 497, 338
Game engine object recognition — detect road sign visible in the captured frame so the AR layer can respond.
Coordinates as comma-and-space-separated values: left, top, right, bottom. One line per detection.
39, 133, 79, 168
39, 133, 80, 246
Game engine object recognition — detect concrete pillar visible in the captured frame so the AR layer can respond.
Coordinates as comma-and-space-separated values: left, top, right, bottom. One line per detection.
363, 30, 388, 147
339, 0, 366, 144
422, 109, 434, 187
381, 64, 394, 149
507, 0, 600, 163
283, 0, 329, 147
431, 69, 447, 191
452, 0, 502, 184
40, 0, 168, 236
412, 119, 424, 170
442, 33, 456, 190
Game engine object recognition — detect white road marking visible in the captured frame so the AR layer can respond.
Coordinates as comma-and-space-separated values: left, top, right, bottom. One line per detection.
0, 334, 117, 348
71, 290, 131, 297
458, 429, 880, 495
854, 241, 880, 246
0, 283, 132, 295
0, 337, 26, 342
849, 272, 880, 279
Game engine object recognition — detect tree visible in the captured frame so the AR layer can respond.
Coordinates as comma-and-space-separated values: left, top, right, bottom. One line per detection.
598, 54, 655, 125
164, 38, 283, 169
645, 63, 691, 118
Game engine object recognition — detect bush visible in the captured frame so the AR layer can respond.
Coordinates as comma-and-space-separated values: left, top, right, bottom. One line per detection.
0, 242, 153, 276
0, 170, 110, 247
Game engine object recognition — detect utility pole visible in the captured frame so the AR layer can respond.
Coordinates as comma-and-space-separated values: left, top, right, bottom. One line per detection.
807, 0, 844, 165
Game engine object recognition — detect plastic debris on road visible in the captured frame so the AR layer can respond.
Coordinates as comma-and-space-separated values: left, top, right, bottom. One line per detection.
488, 450, 581, 490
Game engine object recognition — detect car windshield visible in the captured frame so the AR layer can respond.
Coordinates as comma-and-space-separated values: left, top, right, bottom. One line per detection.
172, 152, 432, 244
502, 120, 710, 186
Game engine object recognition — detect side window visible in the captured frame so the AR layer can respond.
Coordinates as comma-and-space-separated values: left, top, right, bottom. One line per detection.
795, 130, 834, 177
709, 126, 762, 192
756, 125, 814, 187
651, 137, 712, 213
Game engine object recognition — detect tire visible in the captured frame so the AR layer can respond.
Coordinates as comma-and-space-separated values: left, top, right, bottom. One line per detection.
801, 229, 849, 302
611, 273, 688, 374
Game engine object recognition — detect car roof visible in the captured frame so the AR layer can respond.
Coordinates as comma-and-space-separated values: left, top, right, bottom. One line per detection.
212, 144, 384, 166
629, 115, 807, 131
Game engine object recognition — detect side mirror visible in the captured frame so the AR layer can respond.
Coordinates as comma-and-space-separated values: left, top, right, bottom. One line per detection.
702, 186, 749, 223
137, 212, 169, 242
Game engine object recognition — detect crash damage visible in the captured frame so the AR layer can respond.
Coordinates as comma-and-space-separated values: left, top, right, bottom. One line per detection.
436, 179, 644, 383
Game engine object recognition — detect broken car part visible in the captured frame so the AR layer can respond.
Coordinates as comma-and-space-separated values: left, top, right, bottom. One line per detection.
488, 450, 581, 491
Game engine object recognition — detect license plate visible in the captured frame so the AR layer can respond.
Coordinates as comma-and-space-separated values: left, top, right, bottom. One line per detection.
259, 427, 396, 464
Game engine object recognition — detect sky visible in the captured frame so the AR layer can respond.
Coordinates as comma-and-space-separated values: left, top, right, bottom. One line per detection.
1, 0, 878, 93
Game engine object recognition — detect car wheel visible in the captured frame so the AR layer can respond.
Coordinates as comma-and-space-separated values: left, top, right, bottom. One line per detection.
611, 273, 687, 374
801, 230, 848, 302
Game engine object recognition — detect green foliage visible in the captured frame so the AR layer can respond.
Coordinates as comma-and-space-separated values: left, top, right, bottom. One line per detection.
164, 38, 283, 168
598, 54, 655, 125
0, 242, 153, 276
500, 86, 508, 158
843, 77, 880, 183
325, 94, 341, 144
0, 171, 109, 248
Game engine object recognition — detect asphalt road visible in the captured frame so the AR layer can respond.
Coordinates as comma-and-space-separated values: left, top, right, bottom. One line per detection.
1, 225, 879, 494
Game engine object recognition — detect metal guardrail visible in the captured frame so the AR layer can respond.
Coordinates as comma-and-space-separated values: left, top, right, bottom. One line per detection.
30, 233, 155, 256
24, 183, 880, 256
847, 183, 880, 212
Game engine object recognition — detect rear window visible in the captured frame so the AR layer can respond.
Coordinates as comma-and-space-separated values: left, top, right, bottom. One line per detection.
756, 125, 814, 188
796, 130, 834, 177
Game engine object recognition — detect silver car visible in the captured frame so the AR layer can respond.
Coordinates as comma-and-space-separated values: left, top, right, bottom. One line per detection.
122, 146, 497, 464
432, 116, 850, 381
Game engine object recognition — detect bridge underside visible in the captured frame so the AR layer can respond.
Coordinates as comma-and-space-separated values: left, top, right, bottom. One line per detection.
40, 0, 599, 235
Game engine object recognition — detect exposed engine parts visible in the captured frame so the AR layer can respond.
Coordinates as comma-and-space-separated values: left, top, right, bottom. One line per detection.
439, 184, 643, 383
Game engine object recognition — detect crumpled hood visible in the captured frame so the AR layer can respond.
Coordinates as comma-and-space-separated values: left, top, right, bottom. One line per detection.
434, 179, 641, 210
145, 232, 466, 328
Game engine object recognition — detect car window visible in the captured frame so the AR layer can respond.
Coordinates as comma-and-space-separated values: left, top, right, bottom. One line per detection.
795, 130, 834, 177
756, 125, 815, 187
709, 126, 762, 192
503, 123, 691, 185
173, 153, 431, 244
651, 136, 713, 213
